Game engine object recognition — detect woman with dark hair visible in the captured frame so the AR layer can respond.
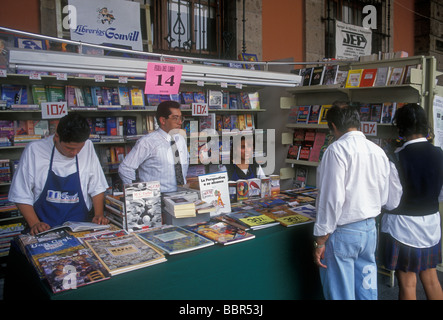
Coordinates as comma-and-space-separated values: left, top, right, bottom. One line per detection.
381, 103, 443, 300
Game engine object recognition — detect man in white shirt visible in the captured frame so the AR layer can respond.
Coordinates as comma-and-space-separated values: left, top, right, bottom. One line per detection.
9, 113, 109, 235
313, 103, 390, 300
118, 100, 189, 192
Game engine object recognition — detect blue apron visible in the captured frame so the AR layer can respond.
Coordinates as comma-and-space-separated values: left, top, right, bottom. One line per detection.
33, 145, 88, 227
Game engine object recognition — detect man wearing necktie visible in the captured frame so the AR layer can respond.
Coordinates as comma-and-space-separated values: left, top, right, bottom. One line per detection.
118, 101, 189, 192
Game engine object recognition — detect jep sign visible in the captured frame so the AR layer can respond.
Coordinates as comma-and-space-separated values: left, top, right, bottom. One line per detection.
335, 20, 372, 60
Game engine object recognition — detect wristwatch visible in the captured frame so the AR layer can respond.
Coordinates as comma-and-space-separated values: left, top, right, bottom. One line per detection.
313, 241, 325, 249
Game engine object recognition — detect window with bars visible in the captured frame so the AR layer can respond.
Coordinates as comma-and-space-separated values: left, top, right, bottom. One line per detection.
324, 0, 389, 58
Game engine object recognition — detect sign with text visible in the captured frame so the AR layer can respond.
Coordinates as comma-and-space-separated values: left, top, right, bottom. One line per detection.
360, 121, 377, 136
41, 102, 68, 119
145, 62, 183, 95
336, 20, 372, 60
192, 103, 208, 116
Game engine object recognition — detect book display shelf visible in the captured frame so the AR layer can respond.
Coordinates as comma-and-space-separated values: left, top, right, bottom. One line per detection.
0, 41, 301, 258
280, 55, 440, 188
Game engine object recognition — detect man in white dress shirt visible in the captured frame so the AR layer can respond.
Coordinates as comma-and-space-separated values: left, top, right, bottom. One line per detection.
312, 102, 390, 300
118, 100, 189, 192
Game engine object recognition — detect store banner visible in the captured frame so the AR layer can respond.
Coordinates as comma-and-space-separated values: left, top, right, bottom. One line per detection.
335, 20, 372, 60
68, 0, 142, 51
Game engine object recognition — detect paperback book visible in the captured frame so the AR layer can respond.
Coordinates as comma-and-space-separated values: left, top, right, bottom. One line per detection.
198, 171, 231, 215
136, 225, 214, 255
84, 233, 166, 276
184, 220, 255, 245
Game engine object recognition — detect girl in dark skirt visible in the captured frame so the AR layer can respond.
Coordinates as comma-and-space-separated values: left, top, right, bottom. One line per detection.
381, 103, 443, 300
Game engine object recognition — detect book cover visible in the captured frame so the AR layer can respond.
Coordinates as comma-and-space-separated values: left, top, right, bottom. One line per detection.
236, 179, 249, 202
335, 70, 348, 86
296, 106, 311, 124
359, 104, 371, 121
124, 181, 162, 232
359, 69, 377, 87
370, 104, 383, 122
318, 104, 332, 124
184, 220, 255, 245
248, 92, 260, 109
308, 105, 322, 124
226, 209, 279, 230
388, 67, 405, 85
374, 67, 390, 86
310, 66, 325, 85
308, 131, 326, 162
84, 233, 166, 276
322, 65, 339, 85
20, 230, 85, 278
301, 68, 313, 86
208, 90, 223, 109
198, 171, 231, 215
38, 247, 111, 293
345, 69, 363, 88
136, 225, 214, 254
1, 84, 28, 106
130, 87, 144, 106
31, 85, 48, 105
261, 206, 313, 227
291, 204, 317, 221
199, 113, 216, 131
381, 102, 397, 124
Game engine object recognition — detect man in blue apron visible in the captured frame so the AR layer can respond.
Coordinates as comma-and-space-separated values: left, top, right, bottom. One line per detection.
9, 113, 109, 235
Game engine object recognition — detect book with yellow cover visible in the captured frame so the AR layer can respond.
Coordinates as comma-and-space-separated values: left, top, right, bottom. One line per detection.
345, 69, 363, 88
226, 209, 279, 230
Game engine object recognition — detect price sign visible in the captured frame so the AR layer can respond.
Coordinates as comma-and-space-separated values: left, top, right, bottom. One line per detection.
41, 102, 68, 119
192, 103, 208, 116
145, 62, 183, 95
360, 121, 377, 136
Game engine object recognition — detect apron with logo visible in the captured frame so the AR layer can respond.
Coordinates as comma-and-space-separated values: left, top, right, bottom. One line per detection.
33, 145, 88, 227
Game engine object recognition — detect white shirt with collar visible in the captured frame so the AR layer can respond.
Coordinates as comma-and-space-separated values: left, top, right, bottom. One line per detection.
118, 128, 189, 192
381, 138, 442, 248
314, 130, 390, 236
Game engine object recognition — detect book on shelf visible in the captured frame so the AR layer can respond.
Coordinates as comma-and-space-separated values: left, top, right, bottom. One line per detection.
1, 84, 28, 107
130, 87, 145, 105
359, 104, 371, 121
388, 67, 405, 85
402, 64, 420, 84
287, 144, 301, 160
301, 67, 313, 86
296, 105, 311, 124
84, 233, 166, 276
308, 131, 326, 162
135, 225, 214, 255
38, 247, 111, 293
198, 171, 231, 215
335, 70, 348, 87
46, 85, 65, 102
370, 104, 383, 122
184, 220, 255, 245
248, 92, 260, 109
345, 69, 363, 88
293, 167, 308, 188
381, 102, 397, 124
194, 92, 206, 103
374, 67, 390, 86
199, 113, 216, 131
310, 66, 325, 86
318, 105, 332, 125
123, 181, 162, 232
322, 65, 339, 85
31, 85, 48, 105
307, 105, 321, 124
359, 69, 377, 87
208, 90, 223, 109
104, 194, 125, 228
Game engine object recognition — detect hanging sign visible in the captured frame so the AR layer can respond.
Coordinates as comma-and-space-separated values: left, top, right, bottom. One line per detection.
41, 102, 68, 119
145, 62, 183, 95
335, 20, 372, 60
192, 103, 208, 116
360, 121, 377, 136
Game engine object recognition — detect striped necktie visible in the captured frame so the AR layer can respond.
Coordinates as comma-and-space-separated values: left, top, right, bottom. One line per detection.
170, 138, 184, 185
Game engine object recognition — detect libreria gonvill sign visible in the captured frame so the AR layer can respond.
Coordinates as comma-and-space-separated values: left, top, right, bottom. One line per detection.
65, 0, 143, 51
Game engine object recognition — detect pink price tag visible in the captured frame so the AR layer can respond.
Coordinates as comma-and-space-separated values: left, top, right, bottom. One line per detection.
145, 62, 183, 95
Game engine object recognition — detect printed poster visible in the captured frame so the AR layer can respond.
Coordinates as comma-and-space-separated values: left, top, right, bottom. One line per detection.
335, 20, 372, 60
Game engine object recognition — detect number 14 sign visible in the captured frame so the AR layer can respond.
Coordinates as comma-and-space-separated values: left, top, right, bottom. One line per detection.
145, 62, 183, 95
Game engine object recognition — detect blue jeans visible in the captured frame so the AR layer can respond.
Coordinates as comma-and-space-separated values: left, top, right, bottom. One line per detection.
319, 218, 378, 300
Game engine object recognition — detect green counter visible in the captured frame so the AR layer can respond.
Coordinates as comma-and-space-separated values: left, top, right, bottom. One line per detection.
4, 223, 324, 300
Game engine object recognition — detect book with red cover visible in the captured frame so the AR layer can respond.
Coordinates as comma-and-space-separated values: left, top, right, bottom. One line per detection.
359, 69, 377, 87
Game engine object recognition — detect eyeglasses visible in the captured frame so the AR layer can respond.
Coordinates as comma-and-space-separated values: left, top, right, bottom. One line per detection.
168, 115, 184, 122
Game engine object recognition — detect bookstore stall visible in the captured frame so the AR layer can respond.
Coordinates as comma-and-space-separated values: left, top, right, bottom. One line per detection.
0, 28, 329, 300
2, 27, 443, 300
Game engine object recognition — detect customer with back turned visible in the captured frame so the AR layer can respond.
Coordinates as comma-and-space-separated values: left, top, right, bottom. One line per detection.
313, 102, 390, 300
380, 103, 443, 300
